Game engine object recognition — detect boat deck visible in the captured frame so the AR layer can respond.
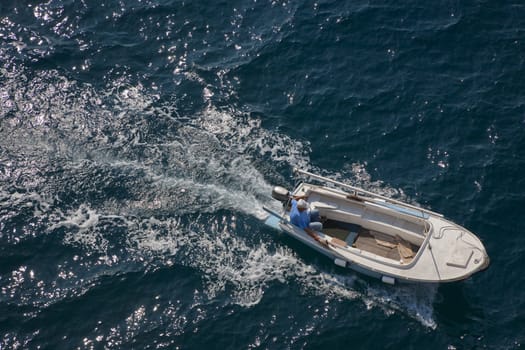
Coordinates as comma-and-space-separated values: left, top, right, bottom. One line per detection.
322, 220, 418, 263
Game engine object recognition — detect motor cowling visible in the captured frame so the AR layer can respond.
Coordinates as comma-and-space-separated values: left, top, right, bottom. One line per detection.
271, 186, 290, 202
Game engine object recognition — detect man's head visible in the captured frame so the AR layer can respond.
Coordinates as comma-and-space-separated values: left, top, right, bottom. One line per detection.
297, 199, 308, 211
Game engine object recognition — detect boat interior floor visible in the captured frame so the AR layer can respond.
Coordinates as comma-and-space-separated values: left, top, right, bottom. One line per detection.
321, 219, 419, 263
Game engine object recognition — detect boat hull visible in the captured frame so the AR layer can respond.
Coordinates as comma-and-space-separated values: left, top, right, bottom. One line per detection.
262, 170, 490, 284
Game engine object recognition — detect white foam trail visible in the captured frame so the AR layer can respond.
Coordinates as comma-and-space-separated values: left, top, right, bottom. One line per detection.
79, 156, 272, 219
362, 282, 438, 329
172, 217, 360, 307
47, 204, 355, 309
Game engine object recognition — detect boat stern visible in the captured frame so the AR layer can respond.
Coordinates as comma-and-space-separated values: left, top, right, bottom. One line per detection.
262, 205, 286, 233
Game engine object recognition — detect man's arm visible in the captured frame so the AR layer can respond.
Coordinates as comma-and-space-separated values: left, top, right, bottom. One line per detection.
292, 194, 308, 200
304, 227, 328, 246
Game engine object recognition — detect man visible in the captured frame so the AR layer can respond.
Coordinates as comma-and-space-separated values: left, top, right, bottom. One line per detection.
289, 198, 327, 246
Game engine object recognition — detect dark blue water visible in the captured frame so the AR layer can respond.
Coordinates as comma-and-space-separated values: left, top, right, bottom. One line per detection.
1, 0, 524, 348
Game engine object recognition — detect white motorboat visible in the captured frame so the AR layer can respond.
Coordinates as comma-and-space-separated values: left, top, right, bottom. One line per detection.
263, 169, 490, 284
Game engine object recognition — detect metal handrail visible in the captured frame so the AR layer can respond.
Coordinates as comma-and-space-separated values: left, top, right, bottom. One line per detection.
294, 168, 443, 218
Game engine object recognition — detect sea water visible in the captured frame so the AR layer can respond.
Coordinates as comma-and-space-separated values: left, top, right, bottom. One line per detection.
1, 1, 524, 349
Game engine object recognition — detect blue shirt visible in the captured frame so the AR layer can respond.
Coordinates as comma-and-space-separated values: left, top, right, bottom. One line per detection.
290, 199, 310, 229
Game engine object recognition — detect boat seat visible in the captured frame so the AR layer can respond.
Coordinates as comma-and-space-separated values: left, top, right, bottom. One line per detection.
346, 231, 359, 245
321, 223, 359, 246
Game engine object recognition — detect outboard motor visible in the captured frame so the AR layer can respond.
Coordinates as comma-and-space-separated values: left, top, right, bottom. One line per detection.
271, 186, 290, 203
